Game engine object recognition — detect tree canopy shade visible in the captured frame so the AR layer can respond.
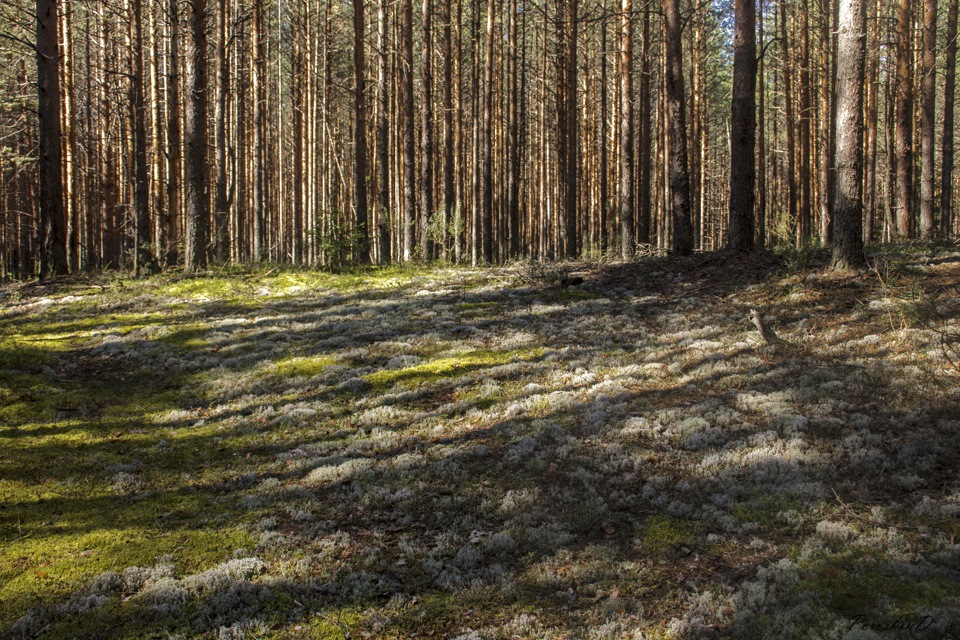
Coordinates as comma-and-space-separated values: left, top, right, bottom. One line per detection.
4, 0, 960, 277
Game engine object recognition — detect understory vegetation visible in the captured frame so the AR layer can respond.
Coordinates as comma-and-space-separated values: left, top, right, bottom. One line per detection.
2, 244, 960, 639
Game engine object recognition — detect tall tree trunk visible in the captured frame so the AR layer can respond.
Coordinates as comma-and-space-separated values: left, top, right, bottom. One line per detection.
599, 1, 609, 253
619, 0, 634, 258
729, 0, 757, 251
832, 0, 866, 268
920, 0, 937, 236
664, 0, 693, 254
798, 0, 812, 245
214, 0, 231, 261
60, 0, 78, 272
36, 0, 68, 278
377, 0, 391, 261
292, 6, 305, 263
863, 0, 880, 242
355, 0, 371, 263
942, 0, 959, 234
421, 0, 435, 257
506, 0, 520, 257
400, 0, 416, 260
563, 0, 578, 258
443, 0, 456, 258
781, 0, 797, 244
166, 0, 182, 265
757, 0, 766, 247
131, 0, 153, 273
252, 0, 266, 259
481, 0, 495, 264
184, 0, 209, 272
895, 0, 914, 237
638, 7, 651, 244
819, 0, 833, 243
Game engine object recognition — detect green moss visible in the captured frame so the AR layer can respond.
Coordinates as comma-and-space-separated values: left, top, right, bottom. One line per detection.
799, 549, 960, 618
457, 301, 500, 318
552, 288, 601, 301
642, 515, 694, 553
0, 527, 256, 631
731, 494, 800, 527
363, 348, 541, 389
158, 277, 238, 299
266, 355, 338, 378
158, 323, 210, 350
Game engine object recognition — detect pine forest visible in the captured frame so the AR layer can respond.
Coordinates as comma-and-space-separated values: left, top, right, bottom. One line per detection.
5, 0, 960, 274
4, 0, 960, 637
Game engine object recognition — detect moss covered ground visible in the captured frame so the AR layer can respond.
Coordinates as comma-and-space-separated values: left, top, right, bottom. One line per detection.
2, 248, 960, 639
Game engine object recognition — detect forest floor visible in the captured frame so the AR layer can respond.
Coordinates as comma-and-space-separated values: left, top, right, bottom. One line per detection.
2, 243, 960, 639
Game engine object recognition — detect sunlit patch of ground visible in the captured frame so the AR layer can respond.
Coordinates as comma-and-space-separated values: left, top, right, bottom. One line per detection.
1, 247, 959, 639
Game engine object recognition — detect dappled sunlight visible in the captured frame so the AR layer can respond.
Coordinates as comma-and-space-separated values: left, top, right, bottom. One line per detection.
2, 251, 960, 637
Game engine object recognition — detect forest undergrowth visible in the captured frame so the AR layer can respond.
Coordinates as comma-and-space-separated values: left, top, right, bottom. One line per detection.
2, 243, 960, 639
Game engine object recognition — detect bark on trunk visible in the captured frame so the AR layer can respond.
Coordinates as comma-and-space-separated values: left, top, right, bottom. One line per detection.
481, 0, 494, 264
942, 0, 959, 234
832, 0, 866, 269
37, 0, 68, 278
729, 0, 757, 251
664, 0, 693, 254
400, 0, 416, 260
895, 0, 914, 237
354, 0, 370, 263
377, 0, 391, 262
619, 0, 634, 259
131, 0, 154, 273
184, 0, 209, 272
420, 0, 435, 257
920, 0, 937, 236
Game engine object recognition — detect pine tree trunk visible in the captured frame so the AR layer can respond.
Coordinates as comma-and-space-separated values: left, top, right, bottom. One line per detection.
507, 0, 520, 258
400, 0, 416, 260
60, 0, 79, 272
598, 2, 609, 254
920, 0, 937, 236
819, 0, 833, 243
443, 0, 456, 259
895, 0, 914, 237
781, 0, 797, 245
421, 0, 435, 257
292, 8, 304, 263
36, 0, 68, 278
131, 0, 152, 273
619, 0, 634, 259
799, 1, 812, 245
564, 0, 578, 258
184, 0, 209, 272
832, 0, 866, 269
757, 0, 766, 247
377, 0, 392, 262
664, 0, 693, 254
863, 0, 880, 242
165, 0, 182, 265
354, 0, 371, 263
942, 0, 959, 234
481, 0, 495, 264
729, 0, 757, 251
214, 0, 231, 262
638, 8, 651, 244
252, 0, 266, 260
